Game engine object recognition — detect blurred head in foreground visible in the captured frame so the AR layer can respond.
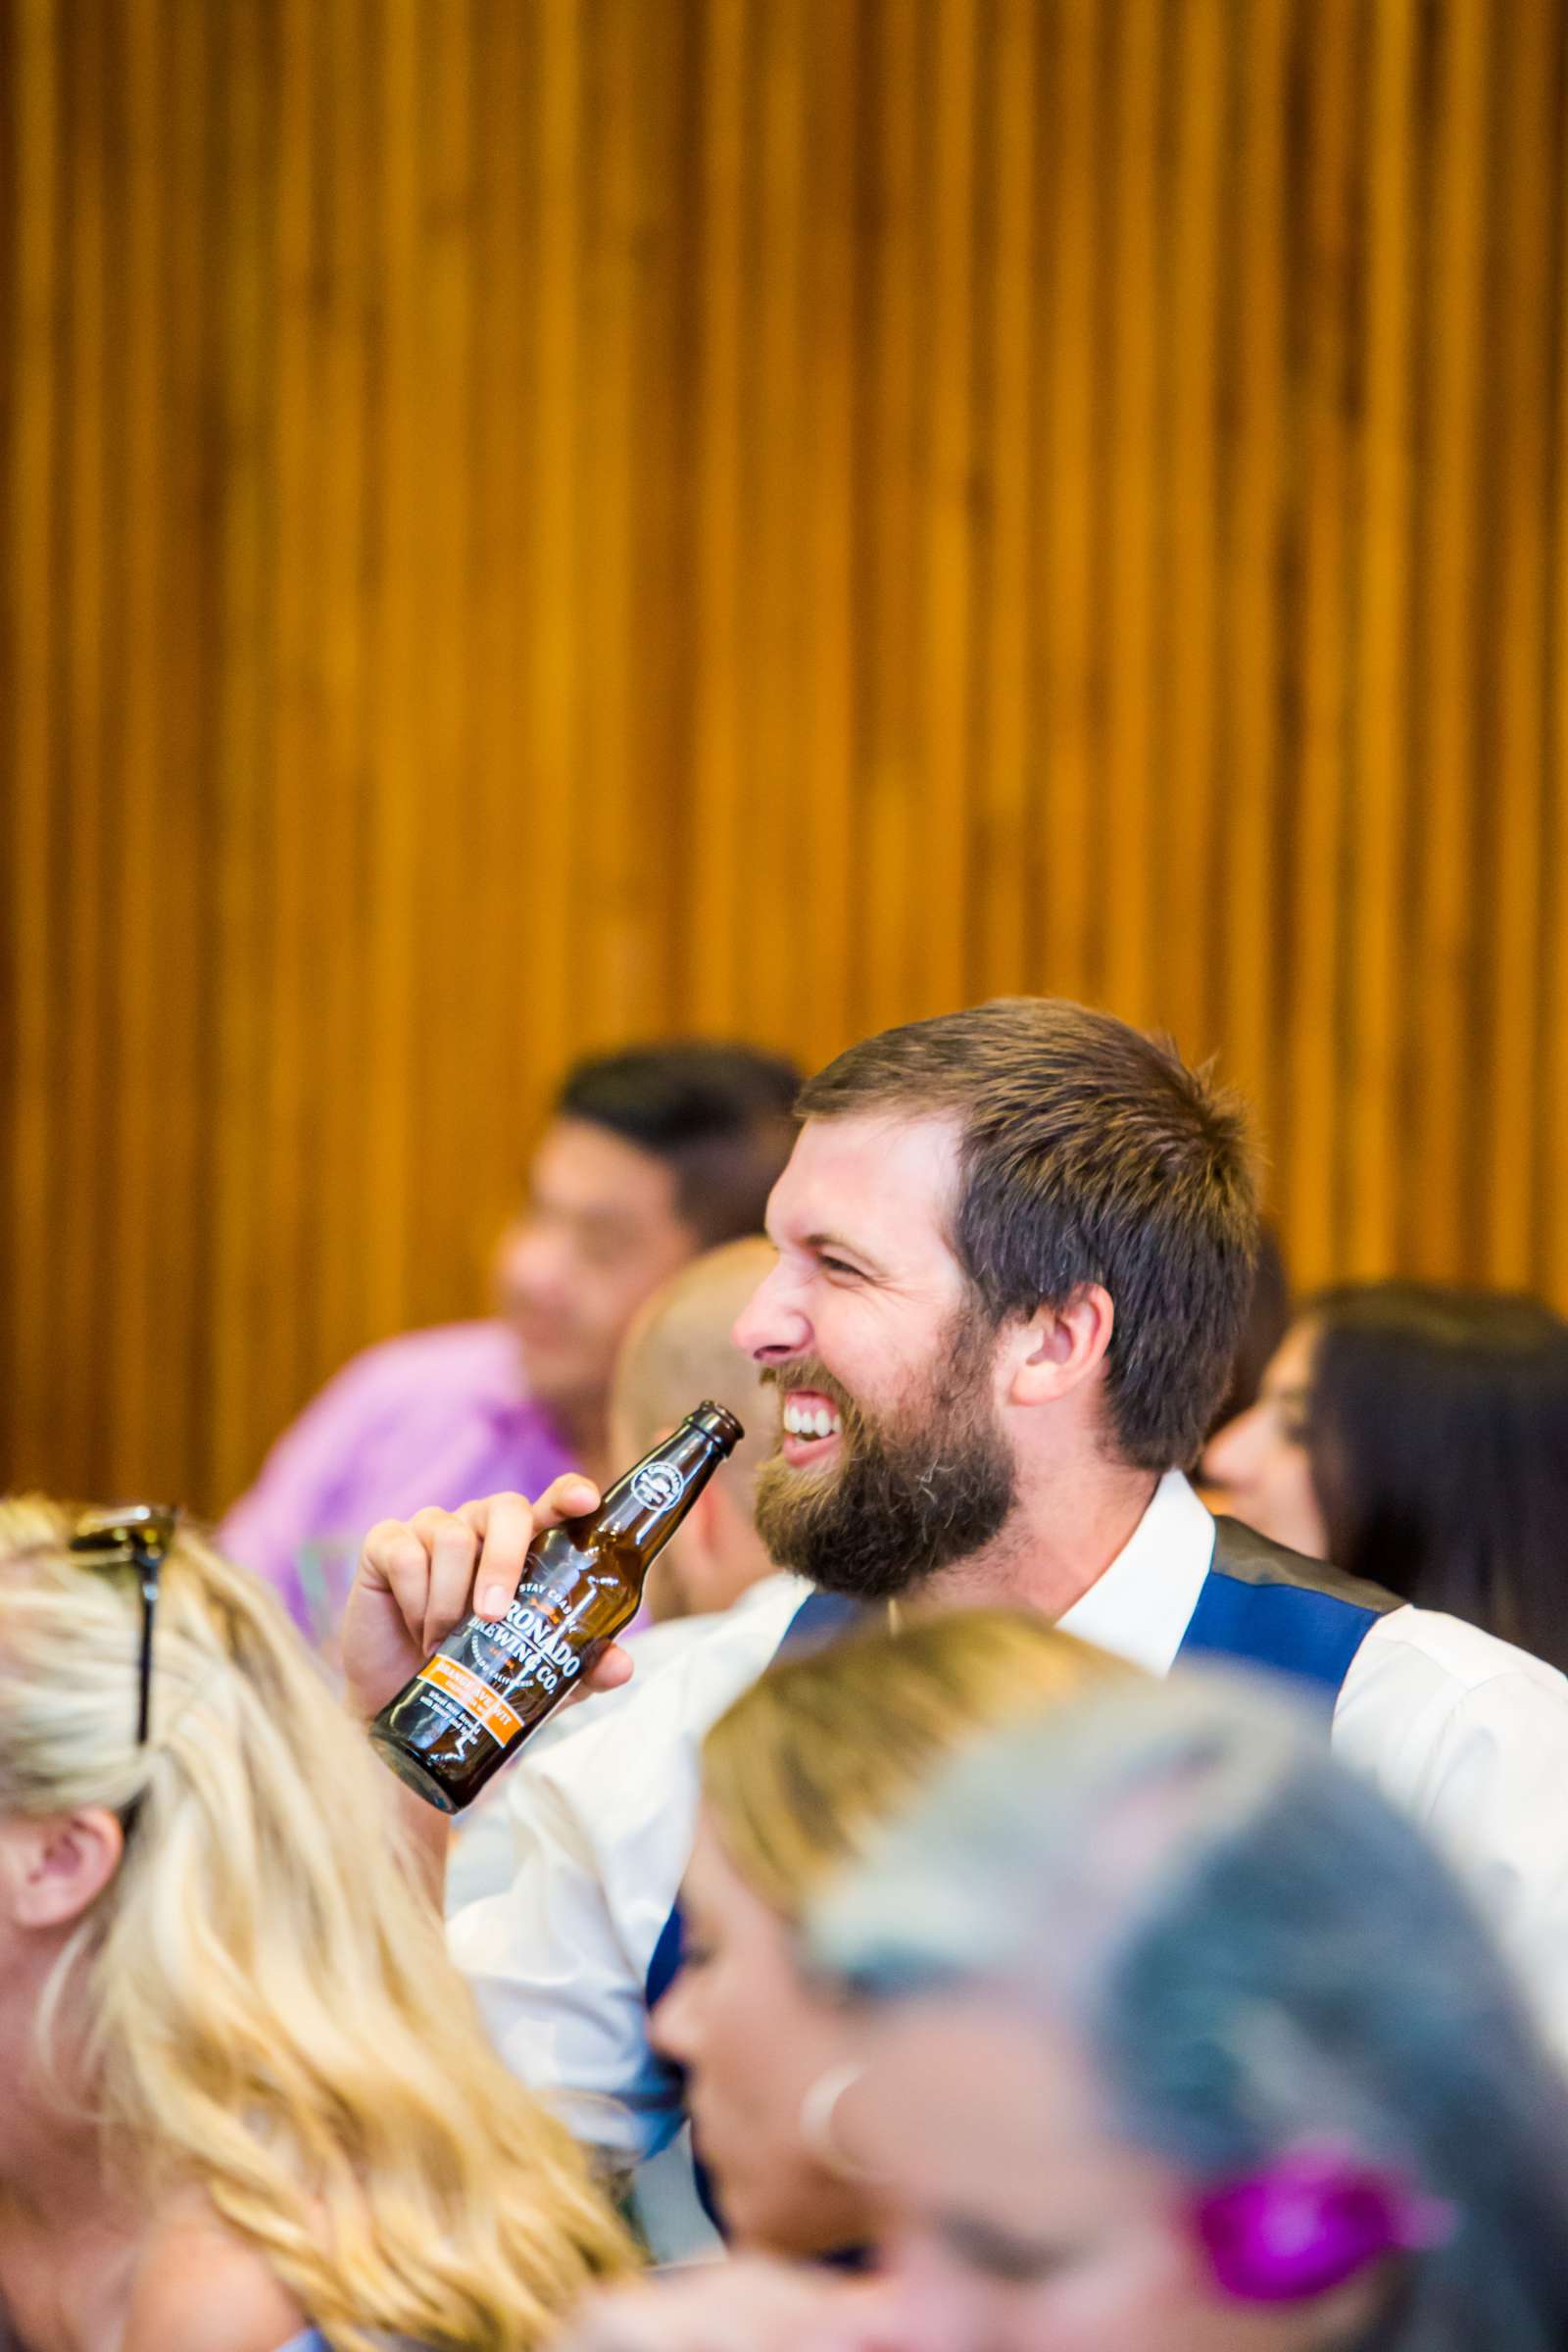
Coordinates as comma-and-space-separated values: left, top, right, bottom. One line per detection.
1203, 1283, 1568, 1669
0, 1498, 629, 2352
611, 1235, 780, 1619
808, 1675, 1568, 2352
652, 1610, 1129, 2255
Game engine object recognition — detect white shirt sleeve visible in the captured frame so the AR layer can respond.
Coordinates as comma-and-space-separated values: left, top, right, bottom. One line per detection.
445, 1574, 810, 2164
1335, 1611, 1568, 2054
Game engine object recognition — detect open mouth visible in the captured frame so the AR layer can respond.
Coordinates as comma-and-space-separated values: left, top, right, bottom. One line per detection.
780, 1388, 845, 1468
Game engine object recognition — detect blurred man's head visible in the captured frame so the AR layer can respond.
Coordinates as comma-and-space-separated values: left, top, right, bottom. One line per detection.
495, 1044, 800, 1433
735, 1001, 1258, 1601
611, 1236, 780, 1621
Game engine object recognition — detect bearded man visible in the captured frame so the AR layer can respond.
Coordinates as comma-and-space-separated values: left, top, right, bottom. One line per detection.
339, 1001, 1568, 2252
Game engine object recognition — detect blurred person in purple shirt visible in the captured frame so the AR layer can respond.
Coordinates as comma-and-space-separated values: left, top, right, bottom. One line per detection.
219, 1042, 801, 1637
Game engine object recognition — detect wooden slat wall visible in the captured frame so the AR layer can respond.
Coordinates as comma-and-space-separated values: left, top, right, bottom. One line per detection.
4, 0, 1567, 1512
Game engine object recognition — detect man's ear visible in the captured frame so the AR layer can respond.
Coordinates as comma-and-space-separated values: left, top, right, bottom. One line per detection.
3, 1809, 124, 1933
1004, 1283, 1115, 1410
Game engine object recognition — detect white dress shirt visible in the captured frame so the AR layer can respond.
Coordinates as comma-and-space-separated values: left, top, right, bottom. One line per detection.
447, 1472, 1568, 2179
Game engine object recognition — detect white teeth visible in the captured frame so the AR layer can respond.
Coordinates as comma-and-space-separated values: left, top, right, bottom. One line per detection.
783, 1395, 843, 1440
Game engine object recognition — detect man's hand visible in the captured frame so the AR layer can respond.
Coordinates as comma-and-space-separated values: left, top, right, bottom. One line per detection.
558, 2261, 891, 2352
341, 1479, 638, 1722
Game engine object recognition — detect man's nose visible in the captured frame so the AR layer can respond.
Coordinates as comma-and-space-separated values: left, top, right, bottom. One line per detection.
732, 1261, 810, 1362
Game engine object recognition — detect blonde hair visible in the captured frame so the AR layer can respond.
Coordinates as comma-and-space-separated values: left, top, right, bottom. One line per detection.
701, 1607, 1130, 1919
0, 1496, 632, 2352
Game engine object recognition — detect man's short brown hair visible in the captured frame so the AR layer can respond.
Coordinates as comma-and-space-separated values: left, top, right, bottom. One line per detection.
797, 1000, 1258, 1470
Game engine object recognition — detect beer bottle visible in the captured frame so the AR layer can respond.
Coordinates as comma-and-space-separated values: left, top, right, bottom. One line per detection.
368, 1401, 742, 1813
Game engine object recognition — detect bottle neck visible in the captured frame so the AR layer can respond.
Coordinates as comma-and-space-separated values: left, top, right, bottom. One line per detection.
594, 1421, 729, 1548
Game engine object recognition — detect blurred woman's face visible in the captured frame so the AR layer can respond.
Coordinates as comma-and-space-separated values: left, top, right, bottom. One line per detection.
651, 1812, 873, 2257
1200, 1321, 1329, 1559
841, 1996, 1374, 2352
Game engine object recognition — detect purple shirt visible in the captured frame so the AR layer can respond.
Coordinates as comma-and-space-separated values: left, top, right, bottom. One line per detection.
219, 1320, 572, 1636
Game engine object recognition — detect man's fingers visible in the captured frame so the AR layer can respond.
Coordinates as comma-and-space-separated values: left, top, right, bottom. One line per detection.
456, 1478, 599, 1618
583, 1641, 634, 1695
361, 1514, 450, 1636
552, 1642, 635, 1720
356, 1474, 605, 1658
460, 1490, 537, 1619
528, 1471, 602, 1532
420, 1510, 487, 1651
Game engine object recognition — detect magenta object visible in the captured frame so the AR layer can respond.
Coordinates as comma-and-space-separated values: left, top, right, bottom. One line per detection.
1195, 2145, 1453, 2304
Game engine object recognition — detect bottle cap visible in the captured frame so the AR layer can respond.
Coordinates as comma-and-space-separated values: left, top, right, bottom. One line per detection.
688, 1399, 744, 1453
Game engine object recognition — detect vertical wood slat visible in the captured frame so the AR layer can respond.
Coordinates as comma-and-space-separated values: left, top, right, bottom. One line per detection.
1550, 20, 1568, 1307
410, 0, 479, 1313
360, 0, 420, 1350
972, 0, 1038, 1004
1410, 0, 1489, 1283
858, 0, 920, 1040
917, 0, 977, 1020
577, 0, 659, 1048
110, 0, 169, 1496
312, 0, 375, 1375
59, 0, 111, 1481
1218, 0, 1287, 1166
6, 0, 1568, 1512
1344, 0, 1415, 1276
465, 0, 538, 1267
208, 0, 271, 1506
265, 0, 318, 1441
740, 0, 807, 1042
523, 0, 584, 1131
687, 0, 748, 1031
796, 0, 858, 1071
152, 0, 221, 1502
1483, 0, 1558, 1285
1100, 0, 1162, 1029
1286, 0, 1358, 1288
1159, 0, 1224, 1061
6, 0, 61, 1488
1031, 0, 1100, 1001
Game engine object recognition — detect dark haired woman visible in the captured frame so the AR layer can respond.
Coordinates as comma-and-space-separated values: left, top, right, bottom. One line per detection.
1202, 1282, 1568, 1672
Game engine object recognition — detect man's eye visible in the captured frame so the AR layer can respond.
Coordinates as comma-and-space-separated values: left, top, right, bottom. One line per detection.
819, 1256, 861, 1280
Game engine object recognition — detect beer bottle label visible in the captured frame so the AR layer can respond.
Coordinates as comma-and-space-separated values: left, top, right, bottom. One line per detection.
409, 1578, 605, 1752
369, 1399, 743, 1809
413, 1652, 526, 1746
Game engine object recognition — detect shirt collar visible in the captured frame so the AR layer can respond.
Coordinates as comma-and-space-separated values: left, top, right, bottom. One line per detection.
1055, 1469, 1217, 1675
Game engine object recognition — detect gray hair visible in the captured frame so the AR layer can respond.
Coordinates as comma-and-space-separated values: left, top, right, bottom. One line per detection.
808, 1673, 1568, 2352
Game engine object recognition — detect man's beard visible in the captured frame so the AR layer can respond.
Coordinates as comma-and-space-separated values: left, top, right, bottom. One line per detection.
752, 1311, 1018, 1602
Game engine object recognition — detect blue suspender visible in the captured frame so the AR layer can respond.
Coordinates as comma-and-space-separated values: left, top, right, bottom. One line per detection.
645, 1588, 861, 2014
773, 1586, 866, 1654
643, 1587, 866, 2109
1176, 1561, 1387, 1720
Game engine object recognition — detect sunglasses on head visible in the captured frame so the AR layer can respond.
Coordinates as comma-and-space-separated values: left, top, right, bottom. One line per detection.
69, 1503, 178, 1747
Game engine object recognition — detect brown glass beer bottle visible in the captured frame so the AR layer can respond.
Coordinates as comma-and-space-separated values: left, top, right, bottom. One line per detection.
368, 1400, 742, 1812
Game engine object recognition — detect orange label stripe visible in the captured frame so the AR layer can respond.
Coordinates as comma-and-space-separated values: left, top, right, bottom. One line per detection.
416, 1652, 524, 1745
